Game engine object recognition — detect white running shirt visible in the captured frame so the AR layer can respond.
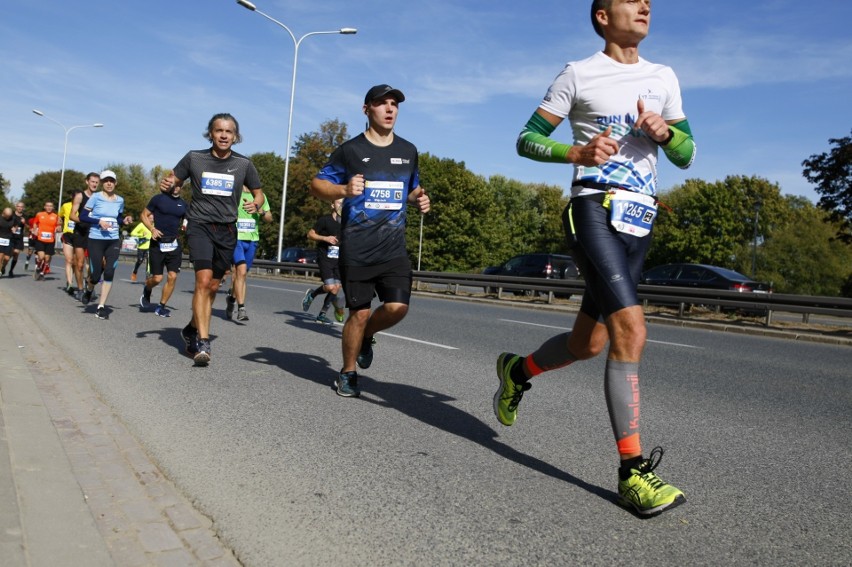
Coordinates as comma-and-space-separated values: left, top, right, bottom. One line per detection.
540, 51, 685, 197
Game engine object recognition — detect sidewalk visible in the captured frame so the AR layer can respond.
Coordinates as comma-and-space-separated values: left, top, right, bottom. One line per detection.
0, 287, 241, 567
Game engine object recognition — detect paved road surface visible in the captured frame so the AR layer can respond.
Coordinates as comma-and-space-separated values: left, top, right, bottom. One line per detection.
1, 259, 850, 566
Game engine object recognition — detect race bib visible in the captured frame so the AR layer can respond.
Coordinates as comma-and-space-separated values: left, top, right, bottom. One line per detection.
237, 219, 256, 232
159, 240, 179, 252
0, 238, 9, 246
40, 231, 53, 240
606, 190, 657, 237
364, 180, 405, 210
101, 217, 118, 230
327, 245, 340, 259
201, 172, 235, 196
67, 221, 75, 230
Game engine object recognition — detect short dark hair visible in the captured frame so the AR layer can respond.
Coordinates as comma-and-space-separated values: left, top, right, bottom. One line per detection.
86, 172, 100, 180
204, 113, 242, 144
591, 0, 612, 39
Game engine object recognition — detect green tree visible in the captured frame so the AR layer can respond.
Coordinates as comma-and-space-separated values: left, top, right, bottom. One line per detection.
649, 175, 786, 270
0, 173, 11, 209
757, 197, 852, 295
284, 119, 350, 256
247, 151, 285, 259
21, 170, 86, 213
485, 176, 570, 269
802, 130, 852, 243
413, 153, 501, 272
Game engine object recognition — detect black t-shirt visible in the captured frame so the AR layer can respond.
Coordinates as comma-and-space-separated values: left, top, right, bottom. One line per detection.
312, 214, 341, 259
145, 193, 188, 241
173, 148, 262, 224
315, 133, 420, 266
0, 216, 14, 240
10, 213, 26, 239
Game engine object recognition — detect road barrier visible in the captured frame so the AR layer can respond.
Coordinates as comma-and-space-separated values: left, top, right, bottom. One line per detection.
183, 258, 852, 326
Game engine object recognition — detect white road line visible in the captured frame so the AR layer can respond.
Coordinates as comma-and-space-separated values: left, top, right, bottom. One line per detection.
293, 308, 459, 350
500, 319, 703, 349
375, 331, 459, 350
249, 284, 303, 293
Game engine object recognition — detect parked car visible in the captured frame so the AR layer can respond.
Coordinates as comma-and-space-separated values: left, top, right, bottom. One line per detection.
640, 263, 772, 293
279, 247, 318, 264
483, 253, 579, 297
641, 263, 772, 314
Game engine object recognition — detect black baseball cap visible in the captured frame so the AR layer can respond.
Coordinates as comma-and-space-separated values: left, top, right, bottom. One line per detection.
364, 84, 405, 105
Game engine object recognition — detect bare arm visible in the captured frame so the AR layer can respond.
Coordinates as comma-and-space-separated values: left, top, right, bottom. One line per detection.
307, 228, 338, 245
310, 175, 365, 202
141, 208, 162, 239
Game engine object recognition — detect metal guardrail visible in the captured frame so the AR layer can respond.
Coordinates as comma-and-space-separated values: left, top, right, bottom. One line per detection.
413, 270, 852, 325
156, 257, 852, 326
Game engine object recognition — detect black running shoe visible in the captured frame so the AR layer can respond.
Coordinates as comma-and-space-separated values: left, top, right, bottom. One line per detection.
225, 293, 236, 320
181, 325, 198, 355
194, 339, 211, 366
356, 337, 376, 369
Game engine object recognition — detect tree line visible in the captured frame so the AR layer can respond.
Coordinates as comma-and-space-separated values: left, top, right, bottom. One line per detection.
8, 122, 852, 297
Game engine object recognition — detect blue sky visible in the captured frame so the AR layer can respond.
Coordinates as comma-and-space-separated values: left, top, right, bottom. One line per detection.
3, 0, 851, 205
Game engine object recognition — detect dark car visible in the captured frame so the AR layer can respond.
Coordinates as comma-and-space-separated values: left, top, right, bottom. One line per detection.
640, 263, 772, 293
279, 247, 318, 264
484, 253, 579, 297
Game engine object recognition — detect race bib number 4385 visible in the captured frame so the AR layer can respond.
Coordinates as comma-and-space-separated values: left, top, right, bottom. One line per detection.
364, 180, 405, 210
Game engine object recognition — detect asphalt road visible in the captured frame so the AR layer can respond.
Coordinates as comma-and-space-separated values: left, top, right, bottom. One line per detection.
3, 259, 850, 566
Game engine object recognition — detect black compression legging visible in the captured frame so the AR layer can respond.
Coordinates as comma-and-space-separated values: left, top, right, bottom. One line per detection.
87, 238, 121, 285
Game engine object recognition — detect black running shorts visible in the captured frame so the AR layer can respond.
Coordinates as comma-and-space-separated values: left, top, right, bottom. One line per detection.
186, 220, 236, 280
340, 255, 412, 310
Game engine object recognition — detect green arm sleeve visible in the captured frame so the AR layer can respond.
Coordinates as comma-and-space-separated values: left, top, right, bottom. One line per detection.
661, 119, 696, 169
516, 112, 573, 163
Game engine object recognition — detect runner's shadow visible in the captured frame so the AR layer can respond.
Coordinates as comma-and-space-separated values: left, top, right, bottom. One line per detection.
241, 348, 615, 504
279, 310, 342, 337
136, 327, 218, 355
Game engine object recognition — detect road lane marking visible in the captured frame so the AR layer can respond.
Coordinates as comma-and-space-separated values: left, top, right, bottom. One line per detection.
500, 319, 703, 349
375, 331, 458, 350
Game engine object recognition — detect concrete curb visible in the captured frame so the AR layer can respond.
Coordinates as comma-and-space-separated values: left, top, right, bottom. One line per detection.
0, 288, 242, 567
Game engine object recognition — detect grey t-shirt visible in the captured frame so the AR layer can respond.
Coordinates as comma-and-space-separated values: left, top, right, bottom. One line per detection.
173, 148, 261, 224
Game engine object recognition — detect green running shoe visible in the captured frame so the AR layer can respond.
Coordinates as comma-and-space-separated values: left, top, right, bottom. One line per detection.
618, 447, 686, 516
334, 307, 345, 323
493, 353, 530, 426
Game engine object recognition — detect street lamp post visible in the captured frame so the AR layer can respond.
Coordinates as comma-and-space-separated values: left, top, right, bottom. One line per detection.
236, 0, 356, 261
752, 198, 762, 278
32, 110, 103, 210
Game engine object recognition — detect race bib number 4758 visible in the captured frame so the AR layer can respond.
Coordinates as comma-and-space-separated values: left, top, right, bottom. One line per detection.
364, 180, 405, 210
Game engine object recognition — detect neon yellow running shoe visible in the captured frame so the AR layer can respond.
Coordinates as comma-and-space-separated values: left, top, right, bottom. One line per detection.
618, 447, 686, 516
493, 353, 531, 426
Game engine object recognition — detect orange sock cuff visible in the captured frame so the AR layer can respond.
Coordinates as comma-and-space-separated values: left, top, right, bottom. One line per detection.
523, 355, 544, 377
616, 433, 641, 457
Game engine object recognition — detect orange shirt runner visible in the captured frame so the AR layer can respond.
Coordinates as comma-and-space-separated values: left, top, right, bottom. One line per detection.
33, 212, 59, 243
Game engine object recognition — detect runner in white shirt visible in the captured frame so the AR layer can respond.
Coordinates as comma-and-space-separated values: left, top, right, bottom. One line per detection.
494, 0, 696, 517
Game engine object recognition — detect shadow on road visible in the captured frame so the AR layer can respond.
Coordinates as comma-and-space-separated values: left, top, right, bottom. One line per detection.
240, 344, 616, 506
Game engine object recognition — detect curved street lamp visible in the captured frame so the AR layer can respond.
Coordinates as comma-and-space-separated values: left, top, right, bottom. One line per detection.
236, 0, 356, 261
32, 109, 103, 210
